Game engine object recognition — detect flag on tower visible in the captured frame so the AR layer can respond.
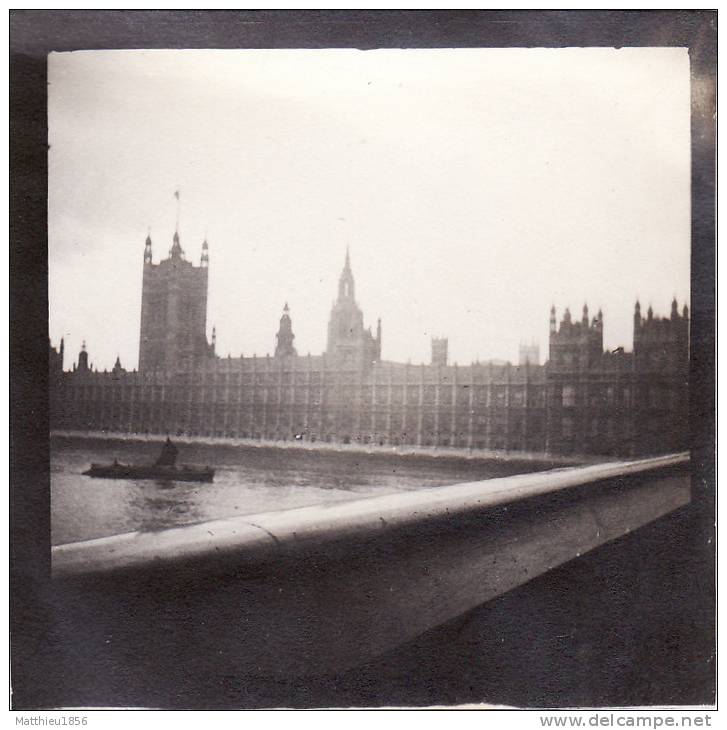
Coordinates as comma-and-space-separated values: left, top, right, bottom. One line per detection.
174, 188, 181, 232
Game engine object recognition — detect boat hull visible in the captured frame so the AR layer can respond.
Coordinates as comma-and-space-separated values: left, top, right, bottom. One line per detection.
82, 463, 215, 483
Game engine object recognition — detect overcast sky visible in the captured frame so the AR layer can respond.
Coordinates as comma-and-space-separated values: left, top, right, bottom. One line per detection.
49, 48, 690, 371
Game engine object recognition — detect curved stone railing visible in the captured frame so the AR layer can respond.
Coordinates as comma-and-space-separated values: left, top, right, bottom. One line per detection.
51, 452, 691, 676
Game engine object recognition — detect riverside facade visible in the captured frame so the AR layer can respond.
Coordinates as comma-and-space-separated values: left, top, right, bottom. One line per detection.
50, 227, 689, 457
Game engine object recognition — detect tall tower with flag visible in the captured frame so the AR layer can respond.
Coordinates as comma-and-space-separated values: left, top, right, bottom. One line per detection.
138, 190, 213, 372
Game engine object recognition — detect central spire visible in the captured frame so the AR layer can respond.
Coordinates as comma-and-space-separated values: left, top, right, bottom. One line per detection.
338, 246, 355, 302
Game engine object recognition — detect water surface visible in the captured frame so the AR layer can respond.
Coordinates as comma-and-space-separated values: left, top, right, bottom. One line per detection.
51, 436, 561, 546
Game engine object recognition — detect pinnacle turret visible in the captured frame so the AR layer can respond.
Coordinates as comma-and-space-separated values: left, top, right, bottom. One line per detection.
144, 230, 153, 264
275, 303, 297, 357
170, 230, 184, 260
201, 237, 209, 267
78, 341, 89, 372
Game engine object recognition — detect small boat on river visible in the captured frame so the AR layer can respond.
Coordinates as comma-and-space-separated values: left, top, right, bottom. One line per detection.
83, 462, 215, 483
83, 437, 215, 483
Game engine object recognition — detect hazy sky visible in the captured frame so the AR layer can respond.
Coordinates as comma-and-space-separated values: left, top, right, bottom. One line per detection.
49, 48, 690, 371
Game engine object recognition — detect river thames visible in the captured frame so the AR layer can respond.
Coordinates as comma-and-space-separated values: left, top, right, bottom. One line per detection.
51, 435, 563, 546
44, 435, 708, 709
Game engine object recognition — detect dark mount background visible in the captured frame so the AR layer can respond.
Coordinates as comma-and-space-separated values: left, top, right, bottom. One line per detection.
10, 10, 715, 709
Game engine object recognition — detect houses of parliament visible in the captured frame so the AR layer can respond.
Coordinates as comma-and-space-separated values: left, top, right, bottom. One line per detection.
49, 224, 690, 457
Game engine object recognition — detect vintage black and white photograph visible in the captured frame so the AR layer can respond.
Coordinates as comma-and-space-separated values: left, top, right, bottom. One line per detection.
10, 10, 716, 714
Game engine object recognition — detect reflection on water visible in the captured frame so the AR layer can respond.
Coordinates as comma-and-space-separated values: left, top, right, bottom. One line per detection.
51, 436, 558, 546
128, 484, 200, 531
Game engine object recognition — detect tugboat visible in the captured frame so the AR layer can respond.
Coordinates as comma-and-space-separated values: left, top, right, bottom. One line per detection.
83, 437, 215, 483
